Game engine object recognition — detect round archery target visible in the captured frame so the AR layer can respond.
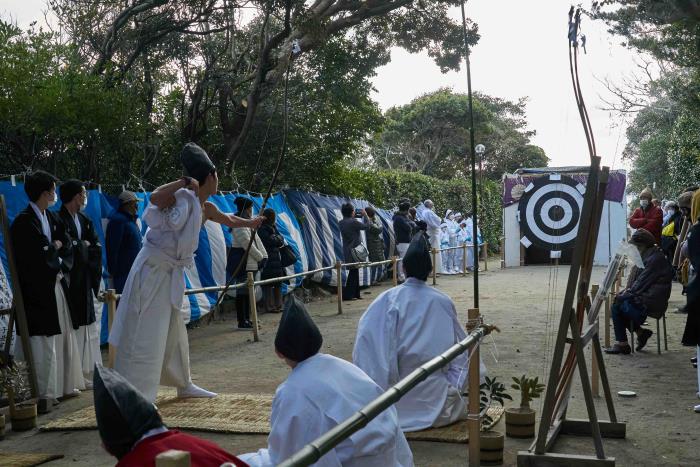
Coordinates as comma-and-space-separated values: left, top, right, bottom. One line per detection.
518, 174, 585, 251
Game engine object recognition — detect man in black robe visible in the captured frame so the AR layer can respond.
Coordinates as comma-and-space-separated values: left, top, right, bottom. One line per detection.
10, 170, 84, 412
58, 179, 103, 387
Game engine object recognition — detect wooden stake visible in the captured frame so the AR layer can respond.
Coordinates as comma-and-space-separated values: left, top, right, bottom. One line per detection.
590, 286, 600, 398
467, 308, 481, 467
336, 260, 343, 314
106, 289, 117, 369
604, 294, 611, 348
463, 244, 468, 276
432, 248, 437, 286
500, 237, 505, 269
483, 242, 488, 271
392, 256, 398, 286
247, 272, 259, 342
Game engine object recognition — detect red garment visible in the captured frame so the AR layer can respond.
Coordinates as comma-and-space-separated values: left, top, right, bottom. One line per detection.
117, 430, 248, 467
629, 206, 663, 244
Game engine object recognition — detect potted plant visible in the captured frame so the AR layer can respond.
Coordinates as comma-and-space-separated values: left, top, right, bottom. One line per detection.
479, 376, 511, 465
0, 362, 37, 432
505, 375, 545, 438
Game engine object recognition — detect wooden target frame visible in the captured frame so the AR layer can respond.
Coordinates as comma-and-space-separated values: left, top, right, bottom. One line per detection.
517, 158, 625, 467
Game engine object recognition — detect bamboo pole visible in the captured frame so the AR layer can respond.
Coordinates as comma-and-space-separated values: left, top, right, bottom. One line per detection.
432, 248, 437, 285
604, 293, 611, 347
336, 260, 343, 314
590, 284, 600, 398
247, 272, 259, 342
467, 308, 481, 467
106, 289, 117, 368
392, 256, 398, 287
483, 241, 488, 271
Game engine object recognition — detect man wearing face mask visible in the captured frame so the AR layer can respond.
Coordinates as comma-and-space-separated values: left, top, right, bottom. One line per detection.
605, 229, 673, 354
58, 180, 104, 388
629, 187, 663, 245
106, 191, 143, 294
10, 170, 85, 412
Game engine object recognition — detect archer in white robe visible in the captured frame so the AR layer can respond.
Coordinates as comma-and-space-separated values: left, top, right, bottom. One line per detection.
109, 188, 202, 402
418, 207, 442, 274
353, 277, 486, 431
240, 353, 413, 467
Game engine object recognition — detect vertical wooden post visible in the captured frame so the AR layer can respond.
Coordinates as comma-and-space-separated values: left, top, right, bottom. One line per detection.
604, 293, 611, 348
500, 237, 505, 269
336, 260, 343, 315
590, 284, 600, 398
247, 272, 259, 342
463, 244, 468, 276
106, 289, 117, 368
467, 308, 481, 467
483, 242, 488, 271
432, 248, 437, 285
392, 256, 398, 287
519, 242, 525, 266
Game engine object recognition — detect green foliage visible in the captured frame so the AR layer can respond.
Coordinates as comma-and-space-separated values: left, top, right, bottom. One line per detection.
511, 375, 545, 410
368, 89, 548, 180
479, 376, 512, 430
0, 361, 32, 403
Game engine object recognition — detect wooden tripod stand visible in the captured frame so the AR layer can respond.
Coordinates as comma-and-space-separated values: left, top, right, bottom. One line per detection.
0, 195, 39, 399
518, 158, 626, 466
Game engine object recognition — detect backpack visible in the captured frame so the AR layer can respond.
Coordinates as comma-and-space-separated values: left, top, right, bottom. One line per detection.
662, 221, 676, 238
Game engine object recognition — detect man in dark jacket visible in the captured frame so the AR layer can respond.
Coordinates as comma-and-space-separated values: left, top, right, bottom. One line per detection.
58, 179, 103, 387
105, 191, 142, 293
10, 170, 84, 410
392, 200, 416, 283
606, 228, 673, 354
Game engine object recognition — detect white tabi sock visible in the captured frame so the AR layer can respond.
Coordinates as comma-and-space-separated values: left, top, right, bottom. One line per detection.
177, 382, 217, 398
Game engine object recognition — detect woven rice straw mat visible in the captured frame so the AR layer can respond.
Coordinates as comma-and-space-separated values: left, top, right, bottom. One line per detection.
41, 389, 503, 444
0, 452, 63, 467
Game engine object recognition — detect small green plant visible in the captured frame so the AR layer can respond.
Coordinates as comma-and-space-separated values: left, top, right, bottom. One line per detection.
0, 361, 32, 404
511, 375, 545, 410
479, 376, 512, 430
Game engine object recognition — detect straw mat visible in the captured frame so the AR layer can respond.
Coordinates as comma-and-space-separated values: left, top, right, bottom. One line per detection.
0, 452, 63, 467
41, 390, 503, 444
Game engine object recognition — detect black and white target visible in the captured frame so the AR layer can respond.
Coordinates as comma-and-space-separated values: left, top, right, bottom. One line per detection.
518, 174, 585, 255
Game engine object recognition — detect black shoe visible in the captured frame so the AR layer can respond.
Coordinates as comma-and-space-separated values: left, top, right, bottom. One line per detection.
674, 306, 688, 314
691, 357, 697, 364
604, 344, 631, 355
238, 321, 252, 329
37, 398, 52, 414
636, 329, 653, 351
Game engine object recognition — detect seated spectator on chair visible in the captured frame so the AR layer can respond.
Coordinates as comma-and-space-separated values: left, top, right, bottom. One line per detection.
93, 365, 247, 467
605, 229, 673, 355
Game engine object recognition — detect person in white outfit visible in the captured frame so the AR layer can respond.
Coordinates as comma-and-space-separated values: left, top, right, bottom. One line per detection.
419, 200, 442, 275
354, 232, 486, 431
440, 223, 450, 273
240, 296, 413, 467
109, 143, 263, 403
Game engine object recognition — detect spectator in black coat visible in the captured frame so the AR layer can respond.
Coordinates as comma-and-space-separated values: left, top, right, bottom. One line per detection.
681, 190, 700, 413
258, 208, 286, 313
393, 201, 416, 283
605, 229, 673, 355
339, 203, 369, 301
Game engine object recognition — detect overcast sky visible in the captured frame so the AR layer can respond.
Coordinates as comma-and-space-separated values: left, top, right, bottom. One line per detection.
4, 0, 639, 170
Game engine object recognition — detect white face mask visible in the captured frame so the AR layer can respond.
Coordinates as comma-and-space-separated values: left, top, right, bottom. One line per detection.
640, 199, 649, 208
81, 195, 88, 210
48, 191, 58, 207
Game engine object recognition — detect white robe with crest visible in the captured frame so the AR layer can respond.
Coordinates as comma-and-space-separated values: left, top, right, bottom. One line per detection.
353, 277, 486, 431
240, 353, 413, 467
109, 189, 201, 402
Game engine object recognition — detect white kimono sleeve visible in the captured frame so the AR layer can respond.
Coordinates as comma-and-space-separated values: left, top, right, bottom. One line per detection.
446, 303, 469, 390
241, 385, 343, 467
353, 300, 400, 390
142, 190, 191, 231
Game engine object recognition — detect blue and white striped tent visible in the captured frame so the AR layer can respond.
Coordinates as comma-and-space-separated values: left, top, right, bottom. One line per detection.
0, 182, 395, 347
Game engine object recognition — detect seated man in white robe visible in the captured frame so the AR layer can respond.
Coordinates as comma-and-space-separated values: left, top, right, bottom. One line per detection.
353, 232, 485, 432
240, 297, 413, 467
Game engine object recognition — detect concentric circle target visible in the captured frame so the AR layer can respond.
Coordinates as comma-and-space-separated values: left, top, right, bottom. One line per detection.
518, 174, 585, 252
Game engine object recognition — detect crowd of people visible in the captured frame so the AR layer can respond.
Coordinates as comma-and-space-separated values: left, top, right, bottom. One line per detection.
605, 186, 700, 414
8, 143, 488, 466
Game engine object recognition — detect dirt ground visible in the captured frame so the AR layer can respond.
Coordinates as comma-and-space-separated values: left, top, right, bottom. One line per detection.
2, 261, 699, 466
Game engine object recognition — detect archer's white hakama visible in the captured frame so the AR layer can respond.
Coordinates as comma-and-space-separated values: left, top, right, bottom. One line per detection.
240, 353, 413, 467
353, 278, 486, 431
109, 189, 201, 402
